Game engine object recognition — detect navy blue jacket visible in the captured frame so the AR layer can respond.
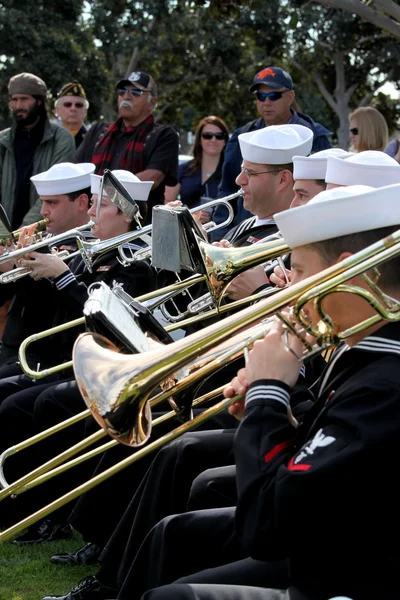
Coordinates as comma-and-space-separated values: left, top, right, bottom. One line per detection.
211, 110, 332, 240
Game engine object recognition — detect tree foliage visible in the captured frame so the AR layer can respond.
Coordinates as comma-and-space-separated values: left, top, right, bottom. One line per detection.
0, 0, 399, 151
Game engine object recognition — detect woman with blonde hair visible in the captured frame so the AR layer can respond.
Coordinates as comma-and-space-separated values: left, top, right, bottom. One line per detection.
349, 106, 389, 152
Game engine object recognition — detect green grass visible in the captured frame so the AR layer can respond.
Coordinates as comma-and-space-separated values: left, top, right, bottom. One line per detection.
0, 532, 95, 600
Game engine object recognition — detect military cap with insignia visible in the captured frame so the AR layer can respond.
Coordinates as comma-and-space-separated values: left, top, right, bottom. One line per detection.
57, 80, 87, 99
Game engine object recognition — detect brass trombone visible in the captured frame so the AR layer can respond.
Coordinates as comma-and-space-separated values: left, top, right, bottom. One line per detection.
0, 230, 400, 541
1, 228, 400, 541
18, 234, 289, 379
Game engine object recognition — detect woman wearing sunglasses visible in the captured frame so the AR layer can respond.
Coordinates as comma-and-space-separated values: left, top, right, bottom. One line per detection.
165, 116, 229, 224
349, 106, 389, 153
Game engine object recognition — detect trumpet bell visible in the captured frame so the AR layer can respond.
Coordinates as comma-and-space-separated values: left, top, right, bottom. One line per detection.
73, 332, 152, 447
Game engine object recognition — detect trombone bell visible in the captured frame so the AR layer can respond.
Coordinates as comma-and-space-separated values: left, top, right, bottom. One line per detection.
73, 333, 152, 447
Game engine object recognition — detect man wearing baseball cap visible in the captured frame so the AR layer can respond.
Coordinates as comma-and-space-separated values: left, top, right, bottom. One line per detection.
0, 72, 75, 229
55, 81, 89, 149
75, 70, 179, 225
211, 66, 332, 240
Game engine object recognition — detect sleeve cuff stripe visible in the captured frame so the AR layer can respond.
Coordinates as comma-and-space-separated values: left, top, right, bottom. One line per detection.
55, 273, 76, 289
245, 385, 290, 408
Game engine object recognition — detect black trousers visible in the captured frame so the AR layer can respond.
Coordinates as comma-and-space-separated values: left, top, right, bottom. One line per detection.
117, 507, 289, 600
96, 426, 237, 590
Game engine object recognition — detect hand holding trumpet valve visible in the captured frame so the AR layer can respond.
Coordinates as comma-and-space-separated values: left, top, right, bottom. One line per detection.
18, 249, 70, 281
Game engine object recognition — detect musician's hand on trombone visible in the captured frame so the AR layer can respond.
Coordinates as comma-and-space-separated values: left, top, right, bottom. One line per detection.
18, 249, 70, 281
211, 239, 230, 248
224, 367, 248, 421
225, 265, 269, 301
270, 265, 291, 288
246, 318, 303, 388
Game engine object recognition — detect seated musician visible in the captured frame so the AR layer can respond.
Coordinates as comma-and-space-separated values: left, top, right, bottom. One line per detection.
122, 183, 400, 600
0, 169, 156, 539
0, 162, 94, 379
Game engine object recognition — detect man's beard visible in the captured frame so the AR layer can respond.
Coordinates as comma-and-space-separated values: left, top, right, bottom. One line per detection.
13, 100, 41, 126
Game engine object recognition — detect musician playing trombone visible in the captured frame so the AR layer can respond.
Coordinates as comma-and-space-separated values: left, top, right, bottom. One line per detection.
134, 183, 400, 600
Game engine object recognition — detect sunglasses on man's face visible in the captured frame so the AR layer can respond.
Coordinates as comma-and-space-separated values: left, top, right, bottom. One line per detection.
118, 88, 148, 97
255, 90, 289, 102
349, 128, 359, 135
201, 132, 226, 140
62, 101, 85, 108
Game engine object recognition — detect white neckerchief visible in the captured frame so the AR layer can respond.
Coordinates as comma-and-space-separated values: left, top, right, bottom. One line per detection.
254, 217, 275, 227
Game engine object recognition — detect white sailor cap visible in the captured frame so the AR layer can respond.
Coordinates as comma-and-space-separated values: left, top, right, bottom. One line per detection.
90, 170, 153, 201
275, 184, 400, 249
293, 148, 354, 181
238, 124, 313, 165
31, 163, 95, 195
325, 151, 400, 187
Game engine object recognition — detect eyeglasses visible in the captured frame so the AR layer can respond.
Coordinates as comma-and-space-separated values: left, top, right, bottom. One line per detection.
117, 88, 149, 97
254, 90, 289, 102
201, 132, 226, 140
241, 167, 281, 178
62, 101, 85, 108
349, 127, 359, 135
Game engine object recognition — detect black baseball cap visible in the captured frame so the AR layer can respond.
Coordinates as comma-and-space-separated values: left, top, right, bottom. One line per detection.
116, 71, 158, 96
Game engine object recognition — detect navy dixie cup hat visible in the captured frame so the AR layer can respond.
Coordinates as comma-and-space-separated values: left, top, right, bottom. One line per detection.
250, 67, 293, 92
116, 71, 158, 96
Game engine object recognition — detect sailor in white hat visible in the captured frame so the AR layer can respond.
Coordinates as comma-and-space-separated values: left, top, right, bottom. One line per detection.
90, 169, 153, 228
30, 162, 95, 235
20, 168, 154, 282
325, 150, 400, 189
214, 124, 313, 301
0, 162, 96, 382
292, 148, 353, 207
224, 183, 400, 600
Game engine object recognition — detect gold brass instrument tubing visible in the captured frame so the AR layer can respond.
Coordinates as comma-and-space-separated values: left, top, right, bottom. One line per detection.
3, 231, 400, 541
18, 237, 289, 379
18, 317, 87, 379
72, 230, 400, 449
5, 318, 274, 499
0, 218, 50, 245
0, 389, 238, 542
0, 410, 91, 492
3, 385, 225, 500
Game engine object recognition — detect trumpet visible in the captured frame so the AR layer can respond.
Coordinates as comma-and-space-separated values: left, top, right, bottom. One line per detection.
0, 249, 82, 284
2, 227, 400, 542
0, 221, 94, 266
0, 218, 49, 245
76, 191, 242, 271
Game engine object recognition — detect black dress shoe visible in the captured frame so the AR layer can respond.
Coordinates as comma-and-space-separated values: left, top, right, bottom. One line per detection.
13, 519, 73, 544
41, 575, 117, 600
51, 542, 103, 566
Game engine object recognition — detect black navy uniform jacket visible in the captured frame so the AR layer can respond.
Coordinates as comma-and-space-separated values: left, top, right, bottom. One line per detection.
0, 231, 94, 366
234, 321, 400, 600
